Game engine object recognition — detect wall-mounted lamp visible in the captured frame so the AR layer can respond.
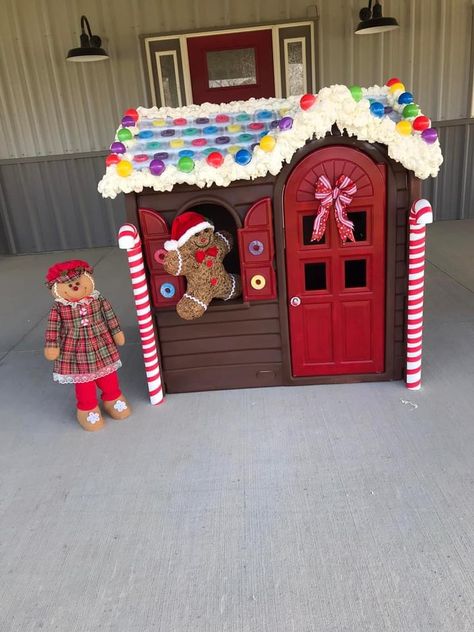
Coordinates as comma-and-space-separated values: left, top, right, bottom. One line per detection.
67, 15, 109, 62
355, 0, 399, 34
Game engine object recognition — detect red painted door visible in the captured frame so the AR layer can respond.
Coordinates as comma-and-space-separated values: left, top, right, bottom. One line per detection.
187, 30, 275, 105
284, 147, 386, 377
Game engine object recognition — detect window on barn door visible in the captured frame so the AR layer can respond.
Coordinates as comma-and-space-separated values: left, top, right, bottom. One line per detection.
143, 21, 316, 107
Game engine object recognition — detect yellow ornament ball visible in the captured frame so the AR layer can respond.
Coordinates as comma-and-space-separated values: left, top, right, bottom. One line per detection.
259, 135, 276, 152
389, 82, 405, 94
396, 120, 412, 136
116, 160, 133, 177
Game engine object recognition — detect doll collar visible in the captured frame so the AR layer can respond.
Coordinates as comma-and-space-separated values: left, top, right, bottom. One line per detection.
54, 290, 100, 307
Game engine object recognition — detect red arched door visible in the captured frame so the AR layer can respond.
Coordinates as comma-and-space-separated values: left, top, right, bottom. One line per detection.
284, 146, 386, 377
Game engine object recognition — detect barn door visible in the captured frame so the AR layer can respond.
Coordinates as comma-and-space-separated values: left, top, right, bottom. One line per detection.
284, 146, 386, 377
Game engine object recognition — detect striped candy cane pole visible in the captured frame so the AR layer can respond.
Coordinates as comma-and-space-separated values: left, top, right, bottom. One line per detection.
118, 223, 164, 405
406, 199, 433, 390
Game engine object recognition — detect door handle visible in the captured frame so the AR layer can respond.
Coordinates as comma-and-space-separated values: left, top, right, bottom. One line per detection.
290, 296, 301, 307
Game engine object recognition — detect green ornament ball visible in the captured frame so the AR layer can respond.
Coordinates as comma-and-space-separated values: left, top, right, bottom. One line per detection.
178, 156, 195, 173
403, 103, 420, 119
349, 85, 363, 102
117, 128, 133, 142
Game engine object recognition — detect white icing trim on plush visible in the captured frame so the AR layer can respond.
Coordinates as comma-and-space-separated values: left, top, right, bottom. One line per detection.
164, 221, 213, 250
223, 274, 237, 301
215, 232, 230, 252
53, 360, 122, 384
176, 250, 183, 275
183, 293, 208, 310
54, 290, 100, 307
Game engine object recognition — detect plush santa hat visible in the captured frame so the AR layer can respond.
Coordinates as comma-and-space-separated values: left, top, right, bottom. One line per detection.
45, 259, 93, 288
164, 212, 213, 251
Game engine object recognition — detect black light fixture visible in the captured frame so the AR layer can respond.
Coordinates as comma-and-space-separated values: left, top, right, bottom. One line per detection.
355, 0, 400, 35
67, 15, 109, 62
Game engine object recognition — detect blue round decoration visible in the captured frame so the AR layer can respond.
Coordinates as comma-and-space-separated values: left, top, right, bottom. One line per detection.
203, 125, 218, 135
178, 149, 195, 158
137, 130, 153, 139
369, 101, 385, 118
256, 110, 273, 120
235, 148, 252, 166
398, 91, 414, 105
160, 282, 176, 299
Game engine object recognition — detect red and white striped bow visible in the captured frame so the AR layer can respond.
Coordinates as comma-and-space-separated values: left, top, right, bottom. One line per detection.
312, 175, 357, 243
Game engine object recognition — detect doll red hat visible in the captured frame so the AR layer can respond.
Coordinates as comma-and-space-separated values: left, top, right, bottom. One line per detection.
45, 259, 93, 288
164, 211, 213, 251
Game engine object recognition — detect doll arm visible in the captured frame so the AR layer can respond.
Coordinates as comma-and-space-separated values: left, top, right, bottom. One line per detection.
163, 248, 193, 276
99, 296, 124, 345
214, 231, 233, 256
44, 305, 61, 360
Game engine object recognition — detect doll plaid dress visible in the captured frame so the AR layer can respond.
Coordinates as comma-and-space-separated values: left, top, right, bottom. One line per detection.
45, 291, 122, 383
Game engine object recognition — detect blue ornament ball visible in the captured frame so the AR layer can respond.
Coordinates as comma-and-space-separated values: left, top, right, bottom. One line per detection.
369, 101, 385, 118
235, 148, 252, 166
398, 91, 414, 105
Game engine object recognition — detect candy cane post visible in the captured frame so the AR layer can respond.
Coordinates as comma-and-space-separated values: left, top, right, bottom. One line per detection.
406, 199, 433, 390
118, 224, 164, 405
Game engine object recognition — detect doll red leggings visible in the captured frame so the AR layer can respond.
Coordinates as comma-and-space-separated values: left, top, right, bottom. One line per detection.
75, 371, 121, 411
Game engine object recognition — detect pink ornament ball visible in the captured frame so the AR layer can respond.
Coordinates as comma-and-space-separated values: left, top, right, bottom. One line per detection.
300, 94, 317, 111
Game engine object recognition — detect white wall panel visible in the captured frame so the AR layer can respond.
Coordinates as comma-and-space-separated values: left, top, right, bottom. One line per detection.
0, 0, 472, 159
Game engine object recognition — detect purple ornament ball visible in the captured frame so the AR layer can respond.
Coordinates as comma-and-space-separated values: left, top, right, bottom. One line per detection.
279, 116, 293, 131
150, 159, 165, 176
121, 115, 135, 127
421, 128, 438, 144
110, 141, 126, 154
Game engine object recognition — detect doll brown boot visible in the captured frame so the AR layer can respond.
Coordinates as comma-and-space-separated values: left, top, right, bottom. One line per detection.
103, 395, 131, 421
76, 406, 105, 432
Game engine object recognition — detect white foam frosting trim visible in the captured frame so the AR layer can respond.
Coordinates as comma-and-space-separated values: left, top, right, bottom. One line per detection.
98, 84, 443, 199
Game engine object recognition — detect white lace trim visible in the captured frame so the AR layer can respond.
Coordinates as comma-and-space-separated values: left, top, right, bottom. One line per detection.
223, 274, 237, 301
183, 293, 208, 310
215, 231, 230, 252
54, 290, 100, 308
53, 360, 122, 384
176, 250, 183, 276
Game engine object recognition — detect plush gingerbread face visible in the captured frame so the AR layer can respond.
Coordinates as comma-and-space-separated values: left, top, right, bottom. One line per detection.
53, 273, 94, 302
163, 212, 242, 320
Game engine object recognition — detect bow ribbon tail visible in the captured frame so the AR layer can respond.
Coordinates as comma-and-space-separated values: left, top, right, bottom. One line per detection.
334, 196, 355, 243
311, 203, 330, 242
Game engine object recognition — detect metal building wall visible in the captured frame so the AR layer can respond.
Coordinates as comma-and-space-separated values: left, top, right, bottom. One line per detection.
0, 0, 472, 252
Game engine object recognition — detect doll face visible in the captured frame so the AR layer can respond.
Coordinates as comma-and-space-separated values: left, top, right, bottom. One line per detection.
54, 273, 94, 302
191, 227, 213, 249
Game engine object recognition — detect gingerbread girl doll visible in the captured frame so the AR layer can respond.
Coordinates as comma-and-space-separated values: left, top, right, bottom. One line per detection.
163, 211, 241, 320
44, 260, 131, 431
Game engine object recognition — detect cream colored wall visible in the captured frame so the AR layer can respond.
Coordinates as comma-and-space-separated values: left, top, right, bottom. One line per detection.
0, 0, 472, 159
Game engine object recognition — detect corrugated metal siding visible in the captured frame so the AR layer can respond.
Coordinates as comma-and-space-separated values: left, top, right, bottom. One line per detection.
0, 0, 472, 159
0, 155, 125, 253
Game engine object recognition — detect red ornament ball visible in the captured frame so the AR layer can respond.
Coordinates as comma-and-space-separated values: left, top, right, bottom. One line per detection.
386, 77, 402, 87
206, 151, 224, 168
124, 108, 139, 122
106, 154, 121, 167
412, 115, 431, 132
300, 93, 317, 111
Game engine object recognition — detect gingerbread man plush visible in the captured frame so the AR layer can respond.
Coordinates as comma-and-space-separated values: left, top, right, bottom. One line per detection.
163, 211, 241, 320
44, 260, 131, 431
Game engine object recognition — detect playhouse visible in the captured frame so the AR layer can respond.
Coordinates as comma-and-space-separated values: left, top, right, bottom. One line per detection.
99, 82, 443, 394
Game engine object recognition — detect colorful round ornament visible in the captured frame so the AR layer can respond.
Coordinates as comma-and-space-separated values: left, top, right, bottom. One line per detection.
259, 135, 276, 152
160, 282, 176, 298
121, 115, 135, 127
413, 116, 431, 132
138, 130, 153, 139
149, 159, 165, 176
117, 128, 133, 142
386, 77, 402, 87
279, 116, 293, 131
250, 274, 266, 290
124, 108, 138, 122
421, 128, 438, 144
173, 118, 187, 126
248, 240, 264, 256
215, 136, 230, 144
300, 93, 316, 110
396, 120, 412, 135
369, 102, 385, 118
349, 85, 363, 102
398, 92, 414, 105
154, 248, 167, 264
133, 154, 149, 162
216, 114, 230, 123
116, 160, 133, 177
206, 151, 224, 168
106, 154, 120, 166
389, 82, 405, 94
110, 141, 126, 154
178, 156, 195, 172
235, 148, 252, 165
403, 103, 420, 118
178, 149, 195, 158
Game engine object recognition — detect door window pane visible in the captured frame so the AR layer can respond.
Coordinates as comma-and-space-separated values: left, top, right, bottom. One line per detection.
285, 39, 306, 95
347, 211, 367, 241
305, 262, 326, 291
156, 52, 181, 107
345, 260, 367, 288
207, 48, 256, 88
302, 215, 325, 245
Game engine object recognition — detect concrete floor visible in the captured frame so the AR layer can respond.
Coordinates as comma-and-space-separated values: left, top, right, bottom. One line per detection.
0, 220, 473, 632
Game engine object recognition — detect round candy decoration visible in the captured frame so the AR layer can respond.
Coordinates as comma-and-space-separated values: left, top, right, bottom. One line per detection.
215, 136, 230, 145
227, 124, 241, 134
110, 141, 126, 154
121, 115, 135, 127
259, 135, 276, 152
152, 119, 166, 127
216, 114, 230, 123
389, 82, 405, 94
105, 154, 120, 167
300, 93, 316, 110
398, 91, 414, 105
178, 156, 195, 173
154, 248, 167, 264
238, 133, 253, 143
195, 117, 210, 125
228, 145, 241, 155
412, 115, 431, 132
396, 120, 412, 136
183, 127, 198, 136
160, 282, 176, 299
191, 138, 207, 147
349, 85, 363, 102
124, 108, 138, 122
147, 141, 161, 150
256, 110, 273, 120
206, 151, 224, 168
133, 154, 149, 163
235, 148, 252, 165
386, 77, 402, 87
369, 102, 385, 118
279, 116, 293, 131
116, 160, 133, 177
236, 113, 250, 122
173, 118, 187, 126
403, 103, 420, 119
149, 159, 165, 176
154, 152, 169, 160
170, 138, 185, 149
203, 125, 218, 135
117, 128, 133, 142
250, 274, 266, 290
249, 122, 264, 131
248, 240, 264, 256
138, 129, 153, 139
160, 129, 175, 137
421, 128, 438, 144
178, 149, 195, 158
